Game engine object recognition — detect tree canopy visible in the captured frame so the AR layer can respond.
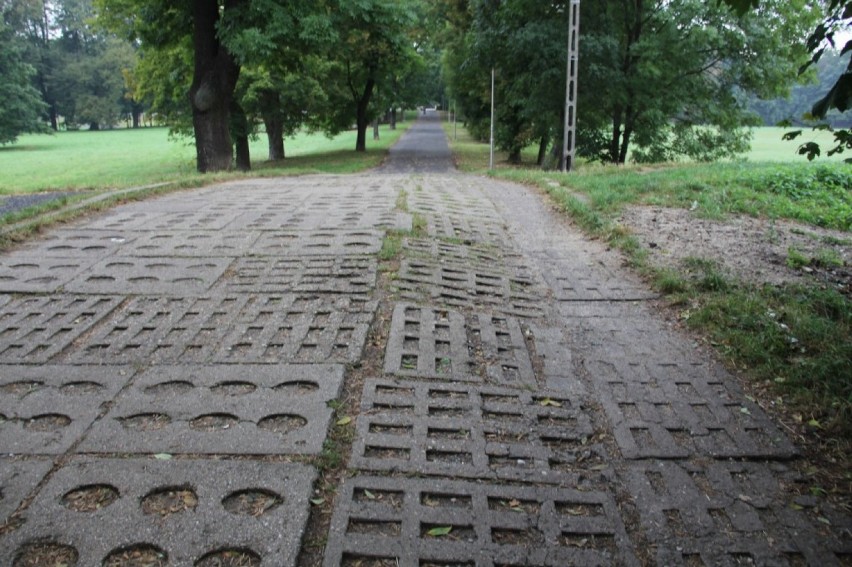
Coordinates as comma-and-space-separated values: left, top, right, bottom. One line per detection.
0, 14, 47, 144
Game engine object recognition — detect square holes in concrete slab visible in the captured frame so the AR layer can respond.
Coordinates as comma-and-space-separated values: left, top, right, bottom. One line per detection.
219, 256, 378, 295
0, 296, 122, 363
323, 475, 638, 567
0, 457, 315, 567
81, 364, 343, 455
350, 379, 606, 486
622, 460, 852, 566
385, 304, 537, 387
587, 359, 798, 460
0, 365, 135, 454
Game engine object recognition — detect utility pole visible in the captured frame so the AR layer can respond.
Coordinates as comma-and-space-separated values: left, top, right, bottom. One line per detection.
562, 0, 580, 172
490, 68, 495, 171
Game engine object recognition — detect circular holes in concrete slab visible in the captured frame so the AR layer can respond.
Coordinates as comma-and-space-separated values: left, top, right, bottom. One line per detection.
209, 381, 256, 396
141, 486, 198, 517
189, 413, 239, 431
23, 414, 71, 432
119, 413, 171, 431
143, 381, 194, 396
60, 381, 105, 395
194, 549, 261, 567
256, 414, 307, 436
271, 381, 319, 395
61, 484, 120, 512
222, 489, 283, 516
0, 380, 44, 396
13, 541, 79, 567
102, 544, 168, 566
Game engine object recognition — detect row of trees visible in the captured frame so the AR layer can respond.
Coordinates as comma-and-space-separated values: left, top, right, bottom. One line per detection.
95, 0, 442, 171
2, 0, 443, 170
436, 0, 828, 166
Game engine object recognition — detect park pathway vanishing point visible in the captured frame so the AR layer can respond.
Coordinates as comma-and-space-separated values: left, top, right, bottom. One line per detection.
0, 112, 849, 566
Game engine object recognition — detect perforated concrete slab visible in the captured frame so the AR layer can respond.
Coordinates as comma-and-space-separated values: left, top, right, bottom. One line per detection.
125, 230, 262, 257
548, 270, 659, 301
396, 258, 545, 318
384, 304, 538, 386
218, 256, 377, 294
0, 457, 315, 567
0, 256, 93, 293
13, 229, 134, 257
81, 364, 343, 455
0, 365, 134, 454
0, 296, 122, 363
64, 256, 231, 295
0, 458, 53, 522
323, 475, 638, 567
214, 295, 376, 363
623, 460, 852, 565
350, 379, 606, 486
231, 208, 409, 232
403, 237, 519, 269
586, 358, 798, 459
252, 230, 383, 256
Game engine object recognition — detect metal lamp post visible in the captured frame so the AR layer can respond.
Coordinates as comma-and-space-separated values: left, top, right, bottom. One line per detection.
562, 0, 580, 172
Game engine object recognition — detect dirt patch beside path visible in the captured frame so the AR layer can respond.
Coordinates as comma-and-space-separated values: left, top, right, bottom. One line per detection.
619, 206, 851, 293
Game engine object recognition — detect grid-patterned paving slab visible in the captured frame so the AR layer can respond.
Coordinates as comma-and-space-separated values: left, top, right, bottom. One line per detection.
0, 365, 134, 454
549, 271, 658, 301
125, 230, 262, 257
218, 256, 377, 294
66, 295, 376, 364
0, 256, 93, 293
350, 379, 606, 485
403, 237, 519, 268
587, 359, 798, 459
395, 258, 545, 318
623, 460, 852, 565
0, 458, 53, 522
252, 230, 383, 256
0, 457, 315, 566
384, 304, 537, 386
64, 256, 232, 295
81, 364, 343, 455
0, 296, 122, 363
323, 475, 638, 567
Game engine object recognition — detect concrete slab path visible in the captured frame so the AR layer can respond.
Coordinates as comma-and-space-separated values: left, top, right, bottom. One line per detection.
0, 111, 848, 566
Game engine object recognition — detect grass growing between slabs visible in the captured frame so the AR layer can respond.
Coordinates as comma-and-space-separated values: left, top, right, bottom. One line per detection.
444, 121, 852, 438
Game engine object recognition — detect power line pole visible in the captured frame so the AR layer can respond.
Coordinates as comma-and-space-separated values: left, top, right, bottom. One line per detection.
562, 0, 580, 173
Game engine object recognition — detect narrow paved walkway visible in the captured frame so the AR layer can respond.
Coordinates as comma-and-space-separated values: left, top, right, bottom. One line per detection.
0, 112, 848, 566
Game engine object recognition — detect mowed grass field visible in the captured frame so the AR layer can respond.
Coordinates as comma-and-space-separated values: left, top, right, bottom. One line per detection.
0, 122, 411, 194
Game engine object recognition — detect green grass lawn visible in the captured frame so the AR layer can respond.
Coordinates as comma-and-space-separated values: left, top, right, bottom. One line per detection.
0, 122, 411, 194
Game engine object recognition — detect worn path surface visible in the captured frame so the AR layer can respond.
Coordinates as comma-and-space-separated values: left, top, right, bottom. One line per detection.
0, 112, 849, 566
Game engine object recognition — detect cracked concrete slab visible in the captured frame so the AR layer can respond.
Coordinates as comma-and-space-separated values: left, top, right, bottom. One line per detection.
0, 458, 53, 522
0, 457, 315, 566
0, 365, 134, 454
81, 365, 343, 455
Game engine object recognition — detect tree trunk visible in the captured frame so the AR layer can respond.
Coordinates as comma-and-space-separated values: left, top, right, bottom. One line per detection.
354, 77, 376, 152
610, 108, 623, 164
264, 116, 285, 160
619, 109, 636, 164
230, 99, 251, 171
89, 122, 100, 131
189, 0, 242, 173
390, 108, 397, 129
537, 134, 549, 166
373, 118, 380, 140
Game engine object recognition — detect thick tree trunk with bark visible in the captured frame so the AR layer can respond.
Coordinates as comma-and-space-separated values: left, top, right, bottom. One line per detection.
189, 0, 242, 173
230, 99, 250, 171
354, 77, 376, 152
260, 91, 285, 160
